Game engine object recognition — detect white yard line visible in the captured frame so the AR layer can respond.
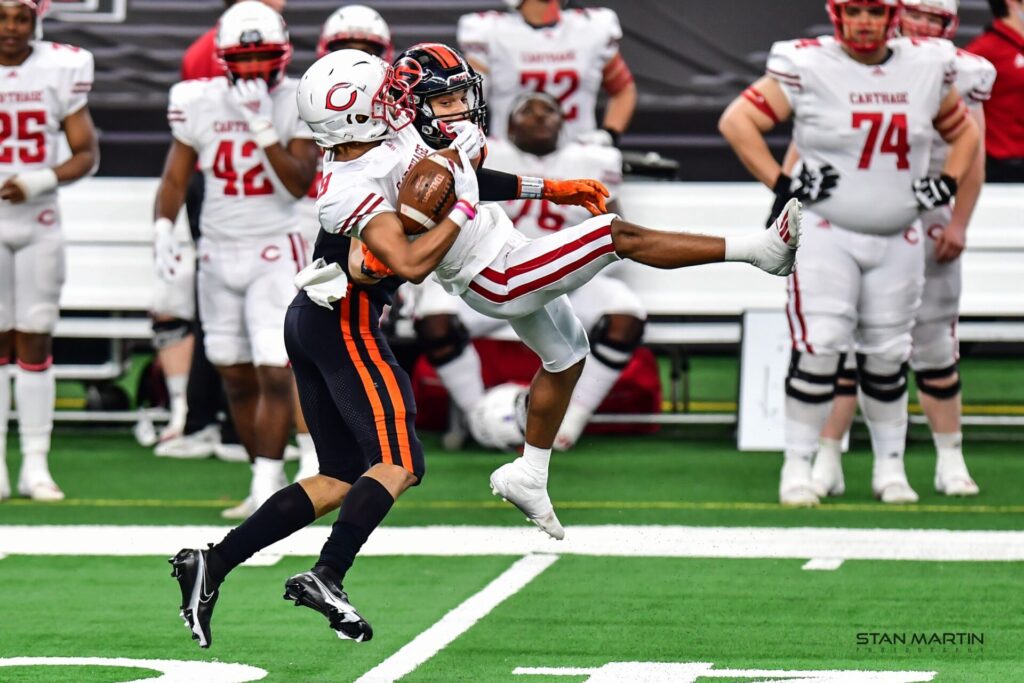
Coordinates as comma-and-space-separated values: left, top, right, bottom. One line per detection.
802, 558, 845, 571
240, 553, 282, 568
1, 525, 1022, 562
354, 554, 558, 683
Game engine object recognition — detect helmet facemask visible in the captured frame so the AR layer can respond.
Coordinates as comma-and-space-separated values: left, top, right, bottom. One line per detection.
828, 0, 901, 54
219, 42, 292, 88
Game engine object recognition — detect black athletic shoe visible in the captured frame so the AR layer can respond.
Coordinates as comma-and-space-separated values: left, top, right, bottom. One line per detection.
283, 569, 373, 642
169, 547, 220, 648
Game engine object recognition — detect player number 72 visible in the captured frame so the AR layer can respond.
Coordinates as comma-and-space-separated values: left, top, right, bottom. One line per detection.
852, 111, 910, 170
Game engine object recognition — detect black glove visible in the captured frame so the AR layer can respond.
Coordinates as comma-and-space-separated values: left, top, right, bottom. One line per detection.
913, 174, 958, 211
766, 164, 839, 227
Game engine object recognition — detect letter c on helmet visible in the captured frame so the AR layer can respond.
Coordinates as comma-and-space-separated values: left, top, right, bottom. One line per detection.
326, 83, 358, 112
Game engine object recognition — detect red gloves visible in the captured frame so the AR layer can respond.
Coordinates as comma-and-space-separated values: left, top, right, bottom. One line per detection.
360, 243, 394, 279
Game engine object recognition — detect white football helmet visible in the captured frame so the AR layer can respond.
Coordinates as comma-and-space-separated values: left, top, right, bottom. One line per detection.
468, 383, 529, 451
1, 0, 49, 13
901, 0, 959, 38
318, 4, 393, 62
216, 0, 292, 87
296, 49, 412, 148
503, 0, 567, 9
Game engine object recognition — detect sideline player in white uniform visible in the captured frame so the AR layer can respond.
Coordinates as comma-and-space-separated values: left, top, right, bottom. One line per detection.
298, 49, 801, 540
811, 0, 992, 499
0, 0, 98, 502
719, 0, 980, 506
457, 0, 636, 146
153, 1, 318, 514
413, 91, 643, 451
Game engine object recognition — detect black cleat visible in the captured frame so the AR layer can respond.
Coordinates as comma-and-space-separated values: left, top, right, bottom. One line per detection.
169, 547, 220, 648
283, 569, 373, 642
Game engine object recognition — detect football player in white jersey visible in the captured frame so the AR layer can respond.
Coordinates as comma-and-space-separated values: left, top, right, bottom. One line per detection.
719, 0, 981, 507
0, 0, 98, 502
457, 0, 636, 145
412, 91, 643, 451
810, 0, 992, 499
153, 1, 318, 515
299, 49, 801, 541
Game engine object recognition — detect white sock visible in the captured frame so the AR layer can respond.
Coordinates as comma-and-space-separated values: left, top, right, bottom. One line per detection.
15, 364, 55, 467
435, 346, 485, 414
295, 431, 318, 479
297, 431, 315, 456
569, 357, 622, 416
860, 391, 909, 465
165, 373, 188, 429
933, 431, 963, 464
817, 437, 843, 460
253, 455, 285, 480
521, 442, 551, 476
785, 394, 833, 465
0, 363, 10, 463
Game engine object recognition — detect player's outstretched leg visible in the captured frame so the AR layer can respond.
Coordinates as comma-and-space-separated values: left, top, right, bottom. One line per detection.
169, 546, 220, 649
283, 567, 373, 642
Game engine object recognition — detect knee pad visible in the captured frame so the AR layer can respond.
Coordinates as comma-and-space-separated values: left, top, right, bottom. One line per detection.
834, 353, 858, 396
414, 315, 469, 367
589, 315, 645, 370
151, 317, 192, 351
856, 353, 909, 403
785, 351, 841, 404
910, 320, 957, 372
915, 364, 961, 400
204, 333, 251, 367
20, 302, 59, 334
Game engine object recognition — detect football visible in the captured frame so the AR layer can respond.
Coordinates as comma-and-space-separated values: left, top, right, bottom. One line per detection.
397, 148, 459, 235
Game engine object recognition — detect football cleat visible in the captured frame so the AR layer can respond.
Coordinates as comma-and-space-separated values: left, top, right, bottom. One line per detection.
779, 456, 819, 507
283, 569, 373, 642
220, 496, 255, 520
873, 455, 919, 504
489, 459, 565, 540
17, 470, 64, 502
213, 442, 250, 463
935, 450, 979, 497
169, 547, 220, 649
155, 424, 220, 459
758, 198, 802, 276
810, 444, 845, 497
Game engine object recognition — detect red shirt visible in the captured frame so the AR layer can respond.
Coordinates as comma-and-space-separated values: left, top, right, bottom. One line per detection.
966, 20, 1024, 160
181, 27, 225, 81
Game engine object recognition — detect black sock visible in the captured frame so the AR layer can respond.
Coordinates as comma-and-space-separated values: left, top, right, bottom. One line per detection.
316, 477, 394, 585
207, 483, 316, 584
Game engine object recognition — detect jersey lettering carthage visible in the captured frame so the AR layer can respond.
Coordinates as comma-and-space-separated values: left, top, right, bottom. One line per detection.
315, 124, 514, 295
0, 41, 93, 238
769, 36, 957, 234
167, 76, 311, 241
458, 8, 623, 142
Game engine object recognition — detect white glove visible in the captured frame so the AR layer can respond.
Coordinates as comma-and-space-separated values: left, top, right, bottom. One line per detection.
230, 78, 279, 148
295, 258, 348, 310
575, 129, 615, 147
446, 120, 487, 162
153, 217, 183, 282
451, 146, 479, 206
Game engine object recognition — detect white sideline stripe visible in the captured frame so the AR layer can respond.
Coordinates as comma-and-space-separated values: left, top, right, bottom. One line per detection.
1, 525, 1023, 561
802, 558, 845, 571
241, 553, 281, 567
355, 554, 558, 683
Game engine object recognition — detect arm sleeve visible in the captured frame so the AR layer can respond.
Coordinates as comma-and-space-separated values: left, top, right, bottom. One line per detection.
457, 12, 492, 71
58, 49, 94, 119
477, 167, 521, 202
765, 40, 803, 106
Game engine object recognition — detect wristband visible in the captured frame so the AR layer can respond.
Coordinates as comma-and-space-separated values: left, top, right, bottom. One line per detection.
250, 119, 280, 149
12, 168, 58, 200
518, 175, 544, 200
449, 200, 478, 228
153, 216, 175, 237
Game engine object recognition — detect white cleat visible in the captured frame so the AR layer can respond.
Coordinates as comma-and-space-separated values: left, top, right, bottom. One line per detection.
212, 442, 249, 463
810, 447, 845, 498
489, 460, 565, 540
220, 496, 255, 520
155, 425, 220, 459
873, 456, 919, 504
17, 471, 65, 502
758, 198, 802, 276
553, 403, 590, 452
779, 457, 819, 507
935, 451, 979, 497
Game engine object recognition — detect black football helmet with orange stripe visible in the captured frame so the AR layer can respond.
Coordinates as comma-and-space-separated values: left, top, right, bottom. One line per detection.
392, 42, 487, 148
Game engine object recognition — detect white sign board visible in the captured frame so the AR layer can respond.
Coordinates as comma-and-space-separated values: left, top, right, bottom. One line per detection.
737, 309, 792, 451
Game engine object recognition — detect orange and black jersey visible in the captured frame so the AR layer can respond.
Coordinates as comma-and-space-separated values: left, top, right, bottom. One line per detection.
311, 228, 403, 307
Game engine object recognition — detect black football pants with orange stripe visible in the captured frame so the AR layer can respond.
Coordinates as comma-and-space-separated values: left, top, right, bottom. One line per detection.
284, 288, 425, 484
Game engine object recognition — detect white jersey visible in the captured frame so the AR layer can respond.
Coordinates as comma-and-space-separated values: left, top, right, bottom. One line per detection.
485, 138, 622, 238
0, 41, 93, 237
167, 76, 311, 242
768, 36, 957, 234
926, 48, 995, 177
458, 8, 622, 142
316, 124, 514, 295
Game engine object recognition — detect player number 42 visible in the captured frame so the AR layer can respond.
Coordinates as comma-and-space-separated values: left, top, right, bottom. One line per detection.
853, 112, 910, 170
212, 140, 274, 196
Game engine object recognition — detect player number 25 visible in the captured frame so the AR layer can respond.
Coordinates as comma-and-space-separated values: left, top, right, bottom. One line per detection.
852, 112, 910, 170
0, 110, 47, 165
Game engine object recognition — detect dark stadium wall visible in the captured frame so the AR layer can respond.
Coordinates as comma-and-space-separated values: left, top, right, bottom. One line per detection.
41, 0, 996, 179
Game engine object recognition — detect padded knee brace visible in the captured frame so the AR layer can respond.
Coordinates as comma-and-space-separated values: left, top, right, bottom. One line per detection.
589, 315, 645, 370
915, 364, 961, 399
834, 352, 858, 396
857, 354, 909, 403
785, 351, 841, 404
152, 317, 192, 351
414, 315, 470, 367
